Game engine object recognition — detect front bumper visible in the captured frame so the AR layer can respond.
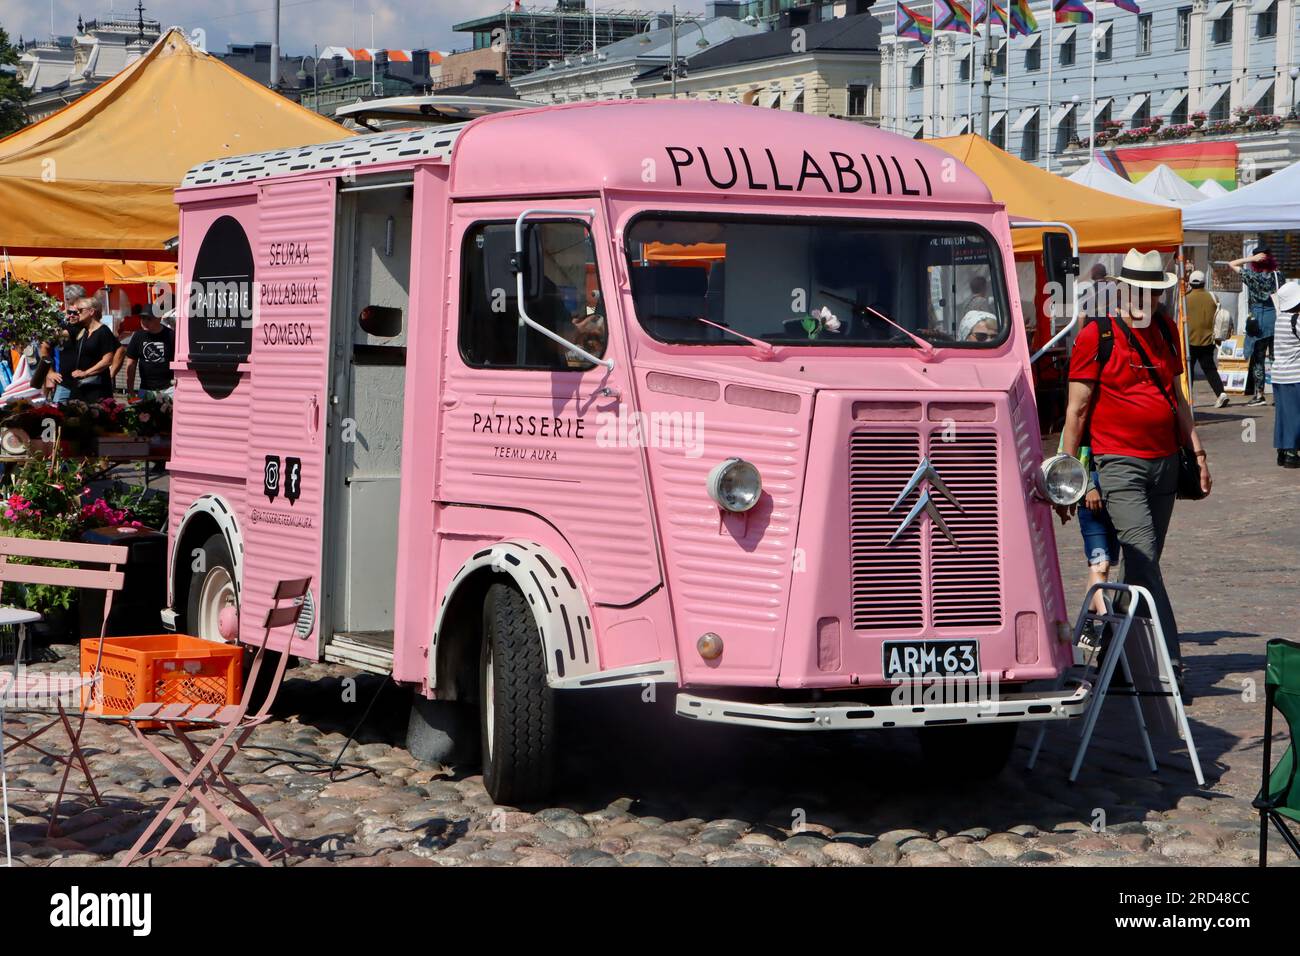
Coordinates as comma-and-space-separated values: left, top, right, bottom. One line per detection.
674, 680, 1091, 731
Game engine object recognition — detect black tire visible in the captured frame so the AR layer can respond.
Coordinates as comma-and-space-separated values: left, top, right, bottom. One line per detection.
917, 722, 1019, 781
183, 532, 279, 707
406, 695, 479, 766
479, 581, 555, 804
185, 533, 237, 642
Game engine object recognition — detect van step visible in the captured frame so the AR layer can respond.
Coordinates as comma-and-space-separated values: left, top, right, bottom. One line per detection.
323, 631, 394, 674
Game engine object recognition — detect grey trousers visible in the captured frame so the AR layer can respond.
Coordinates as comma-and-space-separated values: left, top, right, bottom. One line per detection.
1094, 453, 1181, 664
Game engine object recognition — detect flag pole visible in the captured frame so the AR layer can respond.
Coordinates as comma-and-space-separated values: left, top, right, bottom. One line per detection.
1047, 4, 1054, 170
981, 1, 992, 136
1089, 0, 1097, 163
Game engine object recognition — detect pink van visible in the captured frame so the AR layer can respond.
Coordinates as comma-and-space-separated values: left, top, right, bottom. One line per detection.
166, 101, 1090, 802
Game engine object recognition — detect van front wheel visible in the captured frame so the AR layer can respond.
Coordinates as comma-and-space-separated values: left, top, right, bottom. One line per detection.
479, 581, 555, 804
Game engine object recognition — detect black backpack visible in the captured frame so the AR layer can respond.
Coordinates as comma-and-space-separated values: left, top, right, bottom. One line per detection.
1077, 312, 1179, 446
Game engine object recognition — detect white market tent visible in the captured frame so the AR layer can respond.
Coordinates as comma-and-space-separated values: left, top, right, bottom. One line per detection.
1067, 160, 1175, 205
1198, 179, 1229, 198
1136, 164, 1207, 205
1183, 159, 1300, 231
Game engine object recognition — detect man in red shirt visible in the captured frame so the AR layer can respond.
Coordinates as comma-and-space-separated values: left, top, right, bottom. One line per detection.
1060, 249, 1212, 697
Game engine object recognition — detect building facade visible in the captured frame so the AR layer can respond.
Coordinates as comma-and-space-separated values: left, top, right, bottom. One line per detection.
631, 12, 881, 122
878, 0, 1300, 176
453, 0, 665, 79
16, 14, 161, 121
510, 14, 761, 102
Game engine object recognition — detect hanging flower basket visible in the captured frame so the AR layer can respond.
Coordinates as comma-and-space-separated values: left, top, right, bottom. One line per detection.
0, 280, 65, 351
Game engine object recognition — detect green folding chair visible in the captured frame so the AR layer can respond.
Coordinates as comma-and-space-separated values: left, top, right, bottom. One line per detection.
1256, 638, 1300, 866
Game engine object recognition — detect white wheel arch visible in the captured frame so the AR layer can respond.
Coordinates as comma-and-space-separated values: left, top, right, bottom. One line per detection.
170, 494, 245, 608
431, 541, 598, 690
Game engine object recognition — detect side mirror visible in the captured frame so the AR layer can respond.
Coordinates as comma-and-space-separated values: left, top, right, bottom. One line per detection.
480, 223, 543, 307
1042, 231, 1079, 291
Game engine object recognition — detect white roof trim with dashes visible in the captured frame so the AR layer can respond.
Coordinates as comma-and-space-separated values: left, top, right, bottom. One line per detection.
181, 123, 469, 188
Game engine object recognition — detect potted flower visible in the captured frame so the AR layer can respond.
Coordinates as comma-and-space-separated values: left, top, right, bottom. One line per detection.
0, 452, 96, 636
1190, 111, 1207, 128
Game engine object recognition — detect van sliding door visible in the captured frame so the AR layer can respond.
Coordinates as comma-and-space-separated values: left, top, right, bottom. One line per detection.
243, 177, 336, 655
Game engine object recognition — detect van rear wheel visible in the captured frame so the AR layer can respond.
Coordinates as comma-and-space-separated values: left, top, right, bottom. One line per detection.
479, 581, 555, 804
917, 722, 1019, 780
186, 533, 238, 644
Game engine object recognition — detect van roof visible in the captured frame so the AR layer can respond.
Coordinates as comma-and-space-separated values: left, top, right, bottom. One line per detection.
181, 123, 467, 188
181, 101, 993, 207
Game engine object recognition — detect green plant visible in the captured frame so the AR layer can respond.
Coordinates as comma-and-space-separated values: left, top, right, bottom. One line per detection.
122, 395, 172, 437
102, 485, 169, 530
0, 280, 64, 350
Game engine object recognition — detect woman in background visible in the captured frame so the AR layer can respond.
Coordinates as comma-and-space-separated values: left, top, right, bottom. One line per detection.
1229, 248, 1284, 406
1271, 281, 1300, 469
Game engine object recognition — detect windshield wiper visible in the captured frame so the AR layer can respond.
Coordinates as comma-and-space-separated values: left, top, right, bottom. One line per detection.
864, 306, 936, 360
695, 317, 780, 360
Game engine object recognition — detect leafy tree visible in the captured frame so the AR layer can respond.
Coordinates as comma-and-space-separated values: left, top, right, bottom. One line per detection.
0, 26, 29, 138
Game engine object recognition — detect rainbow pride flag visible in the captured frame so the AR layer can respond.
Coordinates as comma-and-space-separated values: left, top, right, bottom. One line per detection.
1054, 0, 1093, 23
897, 1, 934, 42
1102, 0, 1141, 13
1008, 0, 1039, 35
934, 0, 974, 33
973, 0, 1011, 30
1100, 141, 1238, 190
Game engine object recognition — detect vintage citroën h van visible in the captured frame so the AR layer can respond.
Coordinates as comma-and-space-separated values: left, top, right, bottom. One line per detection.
165, 101, 1089, 801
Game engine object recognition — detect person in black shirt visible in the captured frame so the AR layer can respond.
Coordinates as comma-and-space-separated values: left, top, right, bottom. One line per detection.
59, 298, 122, 403
125, 309, 176, 396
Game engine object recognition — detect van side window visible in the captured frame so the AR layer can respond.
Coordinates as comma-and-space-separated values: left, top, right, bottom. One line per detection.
459, 220, 608, 370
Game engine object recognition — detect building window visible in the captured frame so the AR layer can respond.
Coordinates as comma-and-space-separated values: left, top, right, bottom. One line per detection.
847, 84, 868, 116
1176, 7, 1191, 49
911, 62, 924, 88
1210, 95, 1229, 122
1212, 16, 1231, 44
1025, 42, 1041, 72
992, 42, 1006, 76
1020, 113, 1040, 162
1171, 97, 1188, 125
959, 56, 971, 82
990, 117, 1006, 149
1258, 3, 1278, 37
1056, 111, 1077, 156
1060, 35, 1076, 67
1096, 27, 1113, 61
1137, 14, 1153, 55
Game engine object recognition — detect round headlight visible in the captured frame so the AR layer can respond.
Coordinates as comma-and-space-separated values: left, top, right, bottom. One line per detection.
706, 457, 762, 513
1037, 453, 1088, 506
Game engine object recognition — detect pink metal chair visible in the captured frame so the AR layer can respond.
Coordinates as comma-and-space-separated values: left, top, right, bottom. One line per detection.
0, 535, 128, 866
119, 577, 311, 867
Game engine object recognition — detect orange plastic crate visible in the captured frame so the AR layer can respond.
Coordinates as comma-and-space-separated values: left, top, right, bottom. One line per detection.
81, 634, 244, 727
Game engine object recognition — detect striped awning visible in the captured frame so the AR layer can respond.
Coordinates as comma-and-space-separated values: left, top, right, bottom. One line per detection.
1055, 25, 1076, 45
1158, 89, 1187, 117
1079, 97, 1113, 125
1012, 106, 1039, 132
1244, 77, 1275, 108
1118, 93, 1149, 122
1199, 84, 1229, 113
1050, 101, 1076, 126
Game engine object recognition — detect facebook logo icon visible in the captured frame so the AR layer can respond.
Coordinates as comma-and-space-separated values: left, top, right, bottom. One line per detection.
285, 457, 302, 504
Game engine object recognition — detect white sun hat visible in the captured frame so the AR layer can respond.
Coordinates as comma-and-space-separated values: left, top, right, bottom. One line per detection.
1273, 280, 1300, 315
1109, 248, 1178, 291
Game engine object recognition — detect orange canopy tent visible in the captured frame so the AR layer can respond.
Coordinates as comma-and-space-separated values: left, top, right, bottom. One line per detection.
0, 28, 350, 257
2, 255, 178, 284
928, 135, 1183, 255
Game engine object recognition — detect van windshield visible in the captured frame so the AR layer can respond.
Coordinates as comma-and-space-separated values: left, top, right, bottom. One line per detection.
625, 216, 1009, 348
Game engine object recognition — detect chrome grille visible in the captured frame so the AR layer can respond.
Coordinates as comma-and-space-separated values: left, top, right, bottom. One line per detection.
849, 428, 1002, 631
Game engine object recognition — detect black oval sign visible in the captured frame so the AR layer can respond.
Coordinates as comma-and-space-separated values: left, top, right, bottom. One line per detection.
188, 215, 255, 364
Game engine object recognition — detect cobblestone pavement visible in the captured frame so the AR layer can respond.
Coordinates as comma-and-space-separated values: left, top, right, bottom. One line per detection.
3, 383, 1295, 867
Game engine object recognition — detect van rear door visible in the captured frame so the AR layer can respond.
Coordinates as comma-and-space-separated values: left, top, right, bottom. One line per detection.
242, 176, 336, 654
